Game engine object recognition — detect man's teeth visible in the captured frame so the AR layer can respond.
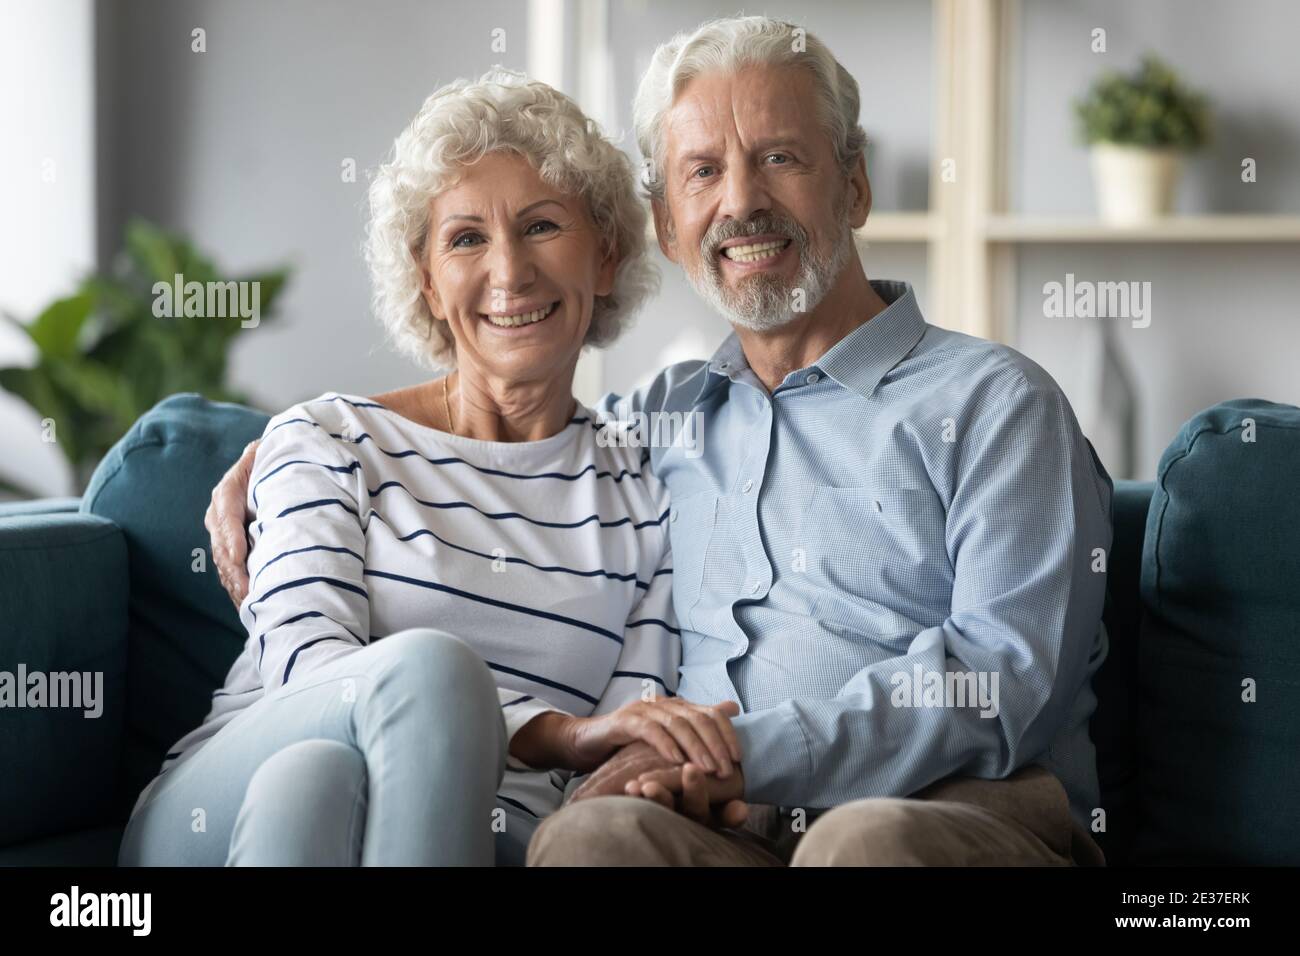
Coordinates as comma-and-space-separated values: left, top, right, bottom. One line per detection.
722, 239, 789, 263
487, 304, 555, 327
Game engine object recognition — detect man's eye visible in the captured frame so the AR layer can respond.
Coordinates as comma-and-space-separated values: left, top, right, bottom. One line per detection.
693, 165, 716, 179
452, 233, 482, 248
765, 153, 790, 165
526, 220, 558, 235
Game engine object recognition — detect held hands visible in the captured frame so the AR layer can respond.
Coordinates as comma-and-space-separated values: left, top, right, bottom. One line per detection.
567, 707, 752, 830
516, 697, 741, 775
566, 698, 742, 776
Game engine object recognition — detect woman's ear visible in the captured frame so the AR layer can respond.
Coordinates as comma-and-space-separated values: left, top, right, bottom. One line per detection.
415, 246, 445, 321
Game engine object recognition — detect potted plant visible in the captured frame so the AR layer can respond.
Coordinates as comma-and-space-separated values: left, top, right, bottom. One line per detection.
1075, 54, 1211, 225
0, 219, 290, 496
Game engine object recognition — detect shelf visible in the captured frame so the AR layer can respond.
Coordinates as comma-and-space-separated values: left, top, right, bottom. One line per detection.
984, 215, 1300, 243
856, 212, 941, 243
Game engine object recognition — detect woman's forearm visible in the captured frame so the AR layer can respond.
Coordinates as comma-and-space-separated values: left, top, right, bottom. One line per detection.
509, 711, 577, 769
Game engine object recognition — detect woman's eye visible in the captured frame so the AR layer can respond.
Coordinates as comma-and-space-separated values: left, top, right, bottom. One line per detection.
526, 220, 558, 236
451, 233, 482, 248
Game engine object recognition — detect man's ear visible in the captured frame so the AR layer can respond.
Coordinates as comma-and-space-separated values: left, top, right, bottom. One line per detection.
651, 198, 679, 264
847, 154, 872, 229
595, 241, 619, 297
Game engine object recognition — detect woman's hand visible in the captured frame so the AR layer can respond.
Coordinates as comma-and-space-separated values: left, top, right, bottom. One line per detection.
563, 698, 742, 775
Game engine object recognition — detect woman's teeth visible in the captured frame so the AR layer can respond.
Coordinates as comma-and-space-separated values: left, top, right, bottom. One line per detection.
486, 303, 556, 327
722, 239, 789, 263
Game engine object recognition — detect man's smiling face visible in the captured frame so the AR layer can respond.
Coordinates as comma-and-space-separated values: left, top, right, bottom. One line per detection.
654, 63, 868, 332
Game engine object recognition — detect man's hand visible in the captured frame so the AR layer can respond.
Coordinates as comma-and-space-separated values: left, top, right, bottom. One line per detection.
205, 438, 260, 606
627, 762, 749, 828
569, 741, 750, 829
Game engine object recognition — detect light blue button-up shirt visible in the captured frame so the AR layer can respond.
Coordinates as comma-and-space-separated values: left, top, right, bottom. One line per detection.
596, 280, 1112, 828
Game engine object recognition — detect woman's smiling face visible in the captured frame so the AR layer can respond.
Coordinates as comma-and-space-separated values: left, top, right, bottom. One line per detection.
419, 150, 617, 385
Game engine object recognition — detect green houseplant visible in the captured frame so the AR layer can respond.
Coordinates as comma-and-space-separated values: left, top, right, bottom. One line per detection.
0, 219, 290, 495
1075, 54, 1211, 224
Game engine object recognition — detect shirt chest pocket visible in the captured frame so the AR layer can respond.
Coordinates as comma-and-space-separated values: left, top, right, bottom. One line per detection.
799, 486, 946, 596
667, 491, 717, 632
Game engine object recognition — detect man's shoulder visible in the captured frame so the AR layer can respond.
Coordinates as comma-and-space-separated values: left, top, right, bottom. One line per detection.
916, 325, 1065, 404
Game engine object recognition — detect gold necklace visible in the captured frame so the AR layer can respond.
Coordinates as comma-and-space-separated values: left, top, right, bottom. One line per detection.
442, 373, 455, 435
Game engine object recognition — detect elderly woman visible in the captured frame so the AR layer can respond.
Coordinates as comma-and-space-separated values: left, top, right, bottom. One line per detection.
117, 69, 741, 867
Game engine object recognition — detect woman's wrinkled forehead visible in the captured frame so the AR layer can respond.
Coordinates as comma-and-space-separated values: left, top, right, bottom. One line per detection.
427, 152, 590, 228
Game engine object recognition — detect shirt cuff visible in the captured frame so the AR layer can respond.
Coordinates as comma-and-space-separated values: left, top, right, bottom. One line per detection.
501, 697, 567, 772
731, 707, 814, 807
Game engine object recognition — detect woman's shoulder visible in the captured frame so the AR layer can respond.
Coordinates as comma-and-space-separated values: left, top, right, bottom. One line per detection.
577, 404, 670, 508
261, 392, 385, 448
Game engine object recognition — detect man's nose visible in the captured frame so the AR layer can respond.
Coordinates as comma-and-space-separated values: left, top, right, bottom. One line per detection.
718, 162, 771, 224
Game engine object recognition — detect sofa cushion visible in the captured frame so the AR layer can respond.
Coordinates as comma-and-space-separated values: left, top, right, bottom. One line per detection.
0, 824, 125, 867
1135, 399, 1300, 864
1092, 479, 1153, 866
81, 393, 269, 816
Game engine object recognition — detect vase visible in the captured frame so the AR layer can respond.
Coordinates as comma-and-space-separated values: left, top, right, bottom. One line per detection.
1089, 142, 1182, 225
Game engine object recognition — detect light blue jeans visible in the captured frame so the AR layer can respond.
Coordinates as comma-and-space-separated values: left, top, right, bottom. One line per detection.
118, 628, 539, 866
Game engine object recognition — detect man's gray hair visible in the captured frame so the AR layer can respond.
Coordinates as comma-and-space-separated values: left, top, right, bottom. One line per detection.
633, 16, 867, 200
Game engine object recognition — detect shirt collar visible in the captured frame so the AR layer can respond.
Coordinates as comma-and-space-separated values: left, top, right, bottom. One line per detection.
691, 279, 927, 405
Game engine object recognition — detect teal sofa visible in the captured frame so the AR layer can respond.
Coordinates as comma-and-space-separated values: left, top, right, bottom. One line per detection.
2, 394, 1297, 866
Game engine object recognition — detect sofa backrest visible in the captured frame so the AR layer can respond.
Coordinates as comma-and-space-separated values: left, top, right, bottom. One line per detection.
82, 393, 268, 818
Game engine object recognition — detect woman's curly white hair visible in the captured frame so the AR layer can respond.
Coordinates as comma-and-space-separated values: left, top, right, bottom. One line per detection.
366, 68, 658, 369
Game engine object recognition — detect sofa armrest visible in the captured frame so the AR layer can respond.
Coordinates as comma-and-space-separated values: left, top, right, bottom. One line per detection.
0, 512, 129, 848
0, 497, 82, 519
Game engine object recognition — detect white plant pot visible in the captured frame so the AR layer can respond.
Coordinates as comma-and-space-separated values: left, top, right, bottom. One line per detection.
1090, 143, 1182, 225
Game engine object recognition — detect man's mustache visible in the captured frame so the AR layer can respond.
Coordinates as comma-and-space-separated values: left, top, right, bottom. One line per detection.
700, 214, 808, 263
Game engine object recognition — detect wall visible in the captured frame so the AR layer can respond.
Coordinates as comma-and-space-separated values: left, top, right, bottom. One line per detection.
1011, 0, 1300, 478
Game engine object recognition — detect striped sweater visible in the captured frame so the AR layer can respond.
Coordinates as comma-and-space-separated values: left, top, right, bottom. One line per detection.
153, 392, 679, 820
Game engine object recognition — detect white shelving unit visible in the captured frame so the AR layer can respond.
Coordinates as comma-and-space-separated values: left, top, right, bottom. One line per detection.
901, 0, 1300, 343
984, 215, 1300, 243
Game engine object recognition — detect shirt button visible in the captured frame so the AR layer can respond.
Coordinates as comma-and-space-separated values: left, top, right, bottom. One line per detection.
670, 509, 678, 522
750, 581, 761, 595
807, 372, 820, 385
742, 479, 754, 494
719, 362, 730, 370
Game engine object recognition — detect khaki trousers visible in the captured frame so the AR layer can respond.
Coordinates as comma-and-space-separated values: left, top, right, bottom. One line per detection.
527, 764, 1106, 866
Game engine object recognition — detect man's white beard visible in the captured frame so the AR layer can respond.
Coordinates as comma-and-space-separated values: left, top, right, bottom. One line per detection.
684, 214, 857, 333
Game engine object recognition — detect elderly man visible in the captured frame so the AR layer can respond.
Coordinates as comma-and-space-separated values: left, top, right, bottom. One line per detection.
209, 16, 1111, 866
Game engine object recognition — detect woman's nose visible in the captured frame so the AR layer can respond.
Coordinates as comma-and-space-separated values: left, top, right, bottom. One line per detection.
486, 236, 536, 295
